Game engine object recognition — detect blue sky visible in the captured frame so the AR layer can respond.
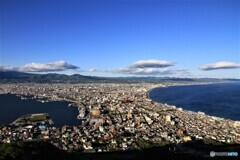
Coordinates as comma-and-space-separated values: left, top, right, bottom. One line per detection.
0, 0, 239, 78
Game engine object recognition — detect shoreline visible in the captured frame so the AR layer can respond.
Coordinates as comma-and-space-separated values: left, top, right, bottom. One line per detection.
146, 81, 240, 122
0, 94, 80, 127
0, 82, 239, 153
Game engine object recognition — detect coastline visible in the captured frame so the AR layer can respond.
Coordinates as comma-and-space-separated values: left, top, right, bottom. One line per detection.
146, 81, 220, 99
146, 81, 240, 121
0, 82, 240, 153
0, 94, 80, 126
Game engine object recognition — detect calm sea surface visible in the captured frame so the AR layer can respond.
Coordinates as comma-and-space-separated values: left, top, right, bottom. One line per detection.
149, 82, 240, 121
0, 94, 80, 127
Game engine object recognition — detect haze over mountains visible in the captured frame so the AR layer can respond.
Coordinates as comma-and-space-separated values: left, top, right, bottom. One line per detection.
0, 71, 239, 84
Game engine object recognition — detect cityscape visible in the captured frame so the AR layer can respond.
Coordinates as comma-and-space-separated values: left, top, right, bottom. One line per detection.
1, 0, 240, 159
0, 82, 240, 159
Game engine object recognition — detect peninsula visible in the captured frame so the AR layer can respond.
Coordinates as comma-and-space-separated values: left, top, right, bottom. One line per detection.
0, 83, 239, 154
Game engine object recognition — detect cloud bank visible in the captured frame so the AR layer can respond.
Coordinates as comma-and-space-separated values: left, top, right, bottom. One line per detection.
113, 59, 189, 76
88, 68, 98, 72
0, 61, 79, 72
131, 60, 174, 68
199, 62, 240, 71
114, 67, 187, 75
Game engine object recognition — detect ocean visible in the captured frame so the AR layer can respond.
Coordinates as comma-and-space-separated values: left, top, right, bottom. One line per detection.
149, 82, 240, 121
0, 94, 81, 127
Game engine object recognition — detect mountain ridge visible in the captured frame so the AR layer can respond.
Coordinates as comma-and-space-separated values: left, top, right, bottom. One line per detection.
0, 71, 239, 83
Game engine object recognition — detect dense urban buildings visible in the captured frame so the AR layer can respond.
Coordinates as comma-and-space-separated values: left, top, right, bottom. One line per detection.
0, 83, 239, 152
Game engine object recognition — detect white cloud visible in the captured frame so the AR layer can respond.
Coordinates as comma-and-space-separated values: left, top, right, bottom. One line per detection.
113, 59, 183, 76
0, 61, 79, 72
114, 67, 188, 76
199, 61, 240, 71
88, 68, 97, 72
131, 60, 174, 68
0, 66, 19, 72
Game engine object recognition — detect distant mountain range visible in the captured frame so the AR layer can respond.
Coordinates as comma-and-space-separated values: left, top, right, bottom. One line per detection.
0, 71, 239, 83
